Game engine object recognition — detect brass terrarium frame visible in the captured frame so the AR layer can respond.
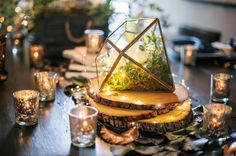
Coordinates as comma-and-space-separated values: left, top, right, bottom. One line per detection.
95, 18, 175, 92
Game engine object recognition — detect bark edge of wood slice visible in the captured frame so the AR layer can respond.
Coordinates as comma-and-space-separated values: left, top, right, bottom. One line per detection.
96, 100, 193, 134
87, 95, 162, 121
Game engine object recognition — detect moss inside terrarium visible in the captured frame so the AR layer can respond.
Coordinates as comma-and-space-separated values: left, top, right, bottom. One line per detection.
104, 61, 168, 91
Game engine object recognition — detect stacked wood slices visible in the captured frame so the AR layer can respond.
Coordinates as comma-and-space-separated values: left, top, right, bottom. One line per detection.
87, 78, 193, 134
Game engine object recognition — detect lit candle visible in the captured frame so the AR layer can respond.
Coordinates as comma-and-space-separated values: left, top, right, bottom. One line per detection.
13, 90, 40, 126
30, 44, 44, 63
69, 105, 98, 147
203, 103, 232, 136
216, 80, 226, 93
210, 73, 233, 103
34, 72, 57, 102
80, 121, 93, 133
209, 113, 222, 128
84, 29, 104, 54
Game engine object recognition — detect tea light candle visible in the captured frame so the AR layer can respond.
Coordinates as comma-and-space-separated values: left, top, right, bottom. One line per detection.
30, 44, 44, 62
203, 103, 232, 136
84, 29, 104, 54
80, 121, 93, 133
210, 73, 233, 103
13, 90, 40, 126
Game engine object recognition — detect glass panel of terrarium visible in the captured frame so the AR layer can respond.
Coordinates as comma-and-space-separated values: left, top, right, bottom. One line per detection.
108, 18, 156, 52
125, 18, 155, 35
124, 21, 174, 91
102, 56, 171, 92
96, 42, 120, 87
108, 21, 127, 51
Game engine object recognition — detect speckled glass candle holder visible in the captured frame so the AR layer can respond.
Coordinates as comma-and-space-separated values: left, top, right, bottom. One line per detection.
34, 71, 57, 102
203, 103, 232, 136
13, 90, 40, 126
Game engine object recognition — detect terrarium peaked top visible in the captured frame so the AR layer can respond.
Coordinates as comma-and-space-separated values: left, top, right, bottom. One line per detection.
95, 18, 174, 92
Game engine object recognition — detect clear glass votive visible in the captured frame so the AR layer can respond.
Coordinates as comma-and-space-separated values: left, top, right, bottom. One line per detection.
34, 71, 57, 102
84, 29, 104, 54
13, 90, 40, 126
210, 73, 233, 103
69, 105, 98, 147
180, 45, 197, 66
203, 103, 232, 136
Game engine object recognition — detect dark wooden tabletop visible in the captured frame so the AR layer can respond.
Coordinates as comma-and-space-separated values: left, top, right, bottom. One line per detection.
0, 47, 236, 156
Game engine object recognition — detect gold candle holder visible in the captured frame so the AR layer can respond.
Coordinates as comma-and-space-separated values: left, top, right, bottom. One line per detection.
13, 90, 40, 126
210, 73, 233, 103
69, 105, 98, 147
84, 29, 104, 54
203, 103, 232, 136
34, 71, 57, 102
30, 44, 44, 63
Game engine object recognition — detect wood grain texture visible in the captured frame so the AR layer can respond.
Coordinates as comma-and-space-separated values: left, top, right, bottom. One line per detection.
88, 78, 189, 110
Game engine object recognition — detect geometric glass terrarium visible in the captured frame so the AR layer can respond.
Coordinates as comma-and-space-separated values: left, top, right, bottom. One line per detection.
95, 18, 174, 92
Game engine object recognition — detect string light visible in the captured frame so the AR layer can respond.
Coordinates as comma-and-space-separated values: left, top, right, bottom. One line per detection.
121, 72, 126, 78
135, 100, 142, 105
106, 92, 112, 96
157, 104, 161, 108
120, 96, 127, 101
21, 20, 28, 26
169, 116, 174, 120
15, 7, 22, 13
106, 85, 111, 91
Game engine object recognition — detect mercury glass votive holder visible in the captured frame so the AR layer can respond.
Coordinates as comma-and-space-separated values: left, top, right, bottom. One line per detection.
13, 90, 40, 126
210, 73, 233, 103
69, 105, 98, 147
34, 71, 57, 102
203, 103, 232, 136
84, 29, 104, 54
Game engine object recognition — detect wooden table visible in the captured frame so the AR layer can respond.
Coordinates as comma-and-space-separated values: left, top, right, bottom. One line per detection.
0, 49, 236, 156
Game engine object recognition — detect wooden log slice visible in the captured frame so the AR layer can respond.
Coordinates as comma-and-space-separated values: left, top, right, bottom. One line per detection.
87, 78, 189, 110
92, 99, 192, 134
138, 100, 193, 134
87, 95, 162, 123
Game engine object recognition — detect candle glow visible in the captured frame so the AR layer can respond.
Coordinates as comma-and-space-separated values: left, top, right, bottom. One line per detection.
30, 45, 44, 62
203, 103, 232, 136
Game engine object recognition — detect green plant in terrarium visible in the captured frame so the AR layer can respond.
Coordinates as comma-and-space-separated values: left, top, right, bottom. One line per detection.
96, 18, 174, 92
